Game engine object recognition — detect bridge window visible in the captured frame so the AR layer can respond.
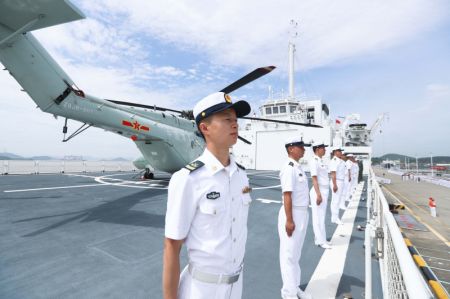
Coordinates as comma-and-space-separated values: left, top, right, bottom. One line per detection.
273, 106, 279, 114
280, 106, 286, 113
290, 105, 296, 113
265, 107, 272, 114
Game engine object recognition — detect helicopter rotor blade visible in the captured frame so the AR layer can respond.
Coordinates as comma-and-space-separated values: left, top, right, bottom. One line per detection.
242, 116, 323, 128
220, 66, 276, 94
107, 66, 277, 120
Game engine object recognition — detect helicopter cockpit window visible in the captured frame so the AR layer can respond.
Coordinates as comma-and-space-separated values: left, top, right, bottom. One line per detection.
265, 107, 272, 114
280, 106, 286, 113
273, 106, 279, 114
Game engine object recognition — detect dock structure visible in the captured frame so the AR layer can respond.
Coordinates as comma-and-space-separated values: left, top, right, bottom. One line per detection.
374, 167, 450, 297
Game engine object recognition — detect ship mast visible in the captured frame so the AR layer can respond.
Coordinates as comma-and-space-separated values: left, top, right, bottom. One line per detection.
288, 20, 298, 100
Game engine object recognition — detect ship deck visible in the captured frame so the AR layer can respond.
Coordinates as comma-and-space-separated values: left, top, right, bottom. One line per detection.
0, 171, 382, 298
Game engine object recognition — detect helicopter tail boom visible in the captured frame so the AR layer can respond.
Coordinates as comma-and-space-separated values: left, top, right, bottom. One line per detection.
0, 0, 85, 114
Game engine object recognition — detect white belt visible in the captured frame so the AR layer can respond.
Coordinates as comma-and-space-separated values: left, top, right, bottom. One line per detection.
188, 264, 242, 284
292, 206, 308, 210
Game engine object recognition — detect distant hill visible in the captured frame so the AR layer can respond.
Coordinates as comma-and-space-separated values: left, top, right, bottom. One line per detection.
372, 153, 450, 164
107, 157, 130, 161
0, 152, 25, 159
30, 156, 54, 160
0, 152, 133, 161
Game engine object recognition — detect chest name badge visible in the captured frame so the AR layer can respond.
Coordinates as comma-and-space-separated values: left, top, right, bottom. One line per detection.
206, 191, 220, 200
299, 173, 303, 177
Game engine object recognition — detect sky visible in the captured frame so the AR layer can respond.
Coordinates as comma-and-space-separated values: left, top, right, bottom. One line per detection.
1, 0, 449, 159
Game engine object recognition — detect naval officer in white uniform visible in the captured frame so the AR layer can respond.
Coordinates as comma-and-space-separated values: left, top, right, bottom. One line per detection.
329, 147, 345, 225
163, 92, 252, 299
278, 137, 312, 299
309, 141, 332, 249
349, 155, 359, 194
342, 153, 353, 206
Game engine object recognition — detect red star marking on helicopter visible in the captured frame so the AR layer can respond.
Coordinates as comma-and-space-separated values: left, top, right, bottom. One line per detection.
122, 120, 149, 131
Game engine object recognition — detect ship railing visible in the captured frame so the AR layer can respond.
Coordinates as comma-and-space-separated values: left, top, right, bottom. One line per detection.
365, 167, 434, 299
1, 160, 137, 175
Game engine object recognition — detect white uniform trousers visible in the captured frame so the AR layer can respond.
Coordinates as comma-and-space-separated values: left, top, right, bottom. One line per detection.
341, 179, 351, 208
351, 176, 357, 193
310, 185, 329, 245
178, 265, 243, 299
278, 206, 309, 298
330, 179, 344, 222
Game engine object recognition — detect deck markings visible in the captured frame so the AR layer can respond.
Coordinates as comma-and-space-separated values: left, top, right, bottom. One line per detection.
3, 172, 278, 193
3, 184, 107, 193
422, 255, 450, 262
429, 266, 450, 273
415, 246, 450, 254
383, 187, 450, 247
305, 183, 364, 298
385, 186, 447, 228
255, 198, 282, 204
65, 174, 101, 179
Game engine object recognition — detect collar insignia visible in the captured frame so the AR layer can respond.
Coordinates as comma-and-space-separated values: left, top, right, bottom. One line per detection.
224, 94, 232, 103
184, 160, 205, 173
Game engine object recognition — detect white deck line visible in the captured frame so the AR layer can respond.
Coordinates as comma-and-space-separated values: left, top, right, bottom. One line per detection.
3, 184, 106, 192
305, 183, 364, 298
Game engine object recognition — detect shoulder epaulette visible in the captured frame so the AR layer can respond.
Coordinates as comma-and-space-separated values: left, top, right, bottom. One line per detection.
184, 160, 204, 173
288, 162, 294, 166
236, 162, 246, 170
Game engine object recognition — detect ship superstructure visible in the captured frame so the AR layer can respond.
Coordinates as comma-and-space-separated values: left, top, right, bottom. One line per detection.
233, 22, 386, 173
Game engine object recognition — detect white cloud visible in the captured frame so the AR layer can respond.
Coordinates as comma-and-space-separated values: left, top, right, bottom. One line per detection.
76, 0, 449, 70
2, 0, 450, 158
426, 83, 450, 99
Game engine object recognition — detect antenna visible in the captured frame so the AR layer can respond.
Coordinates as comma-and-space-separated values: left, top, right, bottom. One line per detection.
288, 20, 298, 100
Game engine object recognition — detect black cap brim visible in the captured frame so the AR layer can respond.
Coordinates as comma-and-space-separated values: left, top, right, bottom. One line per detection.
285, 142, 311, 148
195, 100, 251, 124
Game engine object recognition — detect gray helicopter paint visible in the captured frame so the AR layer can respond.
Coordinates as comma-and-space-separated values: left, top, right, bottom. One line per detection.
0, 1, 205, 173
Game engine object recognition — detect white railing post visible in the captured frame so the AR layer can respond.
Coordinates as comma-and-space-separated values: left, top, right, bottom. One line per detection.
3, 160, 9, 174
365, 171, 372, 299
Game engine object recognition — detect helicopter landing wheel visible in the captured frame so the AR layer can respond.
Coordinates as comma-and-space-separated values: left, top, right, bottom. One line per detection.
144, 169, 154, 180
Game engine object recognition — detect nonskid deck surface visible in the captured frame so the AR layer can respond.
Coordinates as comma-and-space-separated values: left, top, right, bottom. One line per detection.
0, 171, 379, 298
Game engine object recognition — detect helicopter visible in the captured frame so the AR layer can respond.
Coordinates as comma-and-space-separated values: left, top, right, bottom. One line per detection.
0, 0, 320, 179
